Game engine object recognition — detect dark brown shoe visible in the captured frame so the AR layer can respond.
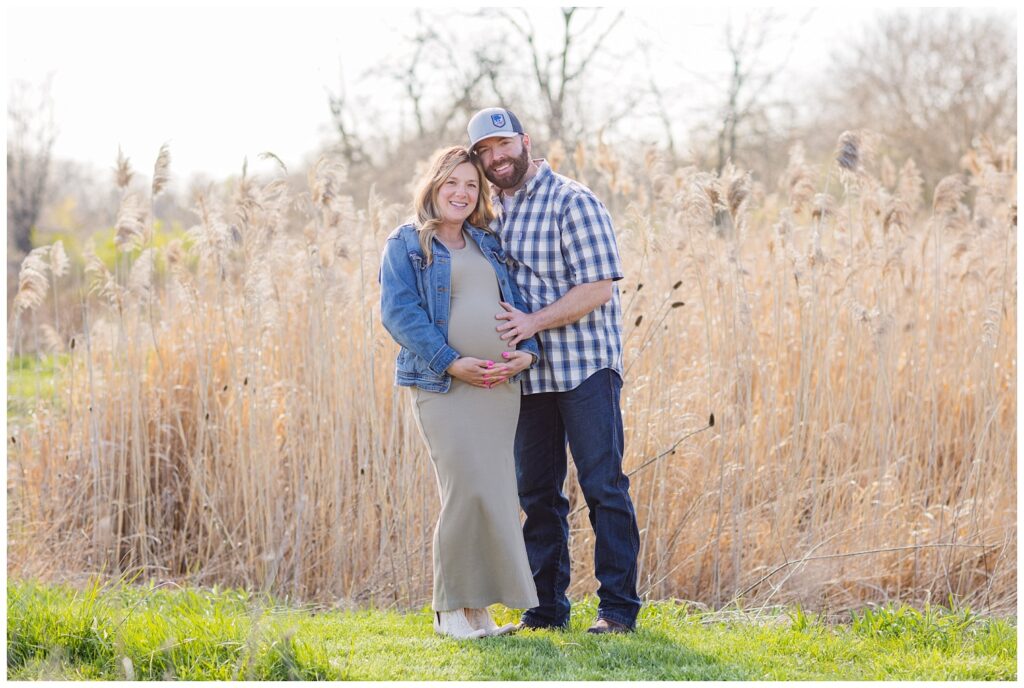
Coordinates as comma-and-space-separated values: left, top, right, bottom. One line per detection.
587, 618, 633, 634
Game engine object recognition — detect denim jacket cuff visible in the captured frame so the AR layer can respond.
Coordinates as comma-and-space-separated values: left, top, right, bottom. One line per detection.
519, 337, 541, 364
428, 344, 460, 376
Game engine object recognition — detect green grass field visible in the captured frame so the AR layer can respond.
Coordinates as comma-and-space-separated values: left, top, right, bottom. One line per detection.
6, 578, 1015, 680
6, 353, 66, 419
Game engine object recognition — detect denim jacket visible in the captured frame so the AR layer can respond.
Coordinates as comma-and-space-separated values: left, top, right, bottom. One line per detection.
379, 221, 541, 393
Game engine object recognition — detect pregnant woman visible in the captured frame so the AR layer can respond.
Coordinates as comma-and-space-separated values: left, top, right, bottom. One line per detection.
379, 146, 540, 639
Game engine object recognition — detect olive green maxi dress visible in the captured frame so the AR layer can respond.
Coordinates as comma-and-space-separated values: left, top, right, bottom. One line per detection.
410, 232, 539, 612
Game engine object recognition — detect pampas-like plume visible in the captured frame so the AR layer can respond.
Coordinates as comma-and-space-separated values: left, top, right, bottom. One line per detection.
83, 244, 123, 308
49, 240, 70, 279
115, 147, 133, 190
835, 131, 860, 172
83, 245, 108, 295
128, 248, 156, 296
187, 193, 234, 274
773, 212, 794, 246
243, 255, 280, 333
233, 160, 260, 235
696, 172, 724, 217
981, 298, 1002, 349
859, 176, 883, 222
932, 175, 966, 215
724, 166, 752, 221
882, 198, 911, 236
898, 159, 924, 212
259, 150, 289, 175
880, 156, 897, 189
152, 143, 171, 197
115, 191, 149, 252
781, 143, 816, 214
681, 175, 715, 226
166, 238, 184, 268
259, 178, 291, 238
13, 246, 51, 317
309, 156, 348, 210
811, 193, 835, 221
166, 238, 199, 308
368, 185, 384, 239
960, 148, 984, 177
789, 175, 816, 214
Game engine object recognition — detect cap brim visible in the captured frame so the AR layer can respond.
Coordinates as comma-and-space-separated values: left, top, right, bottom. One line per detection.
470, 132, 521, 148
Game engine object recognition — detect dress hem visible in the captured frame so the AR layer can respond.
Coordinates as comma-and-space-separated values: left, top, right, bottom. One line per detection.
433, 595, 540, 612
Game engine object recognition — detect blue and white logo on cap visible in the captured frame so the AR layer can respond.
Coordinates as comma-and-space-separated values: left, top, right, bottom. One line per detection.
490, 113, 506, 128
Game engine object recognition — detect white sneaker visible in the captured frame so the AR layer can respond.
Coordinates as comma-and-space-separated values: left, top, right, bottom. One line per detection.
434, 610, 487, 639
465, 607, 517, 637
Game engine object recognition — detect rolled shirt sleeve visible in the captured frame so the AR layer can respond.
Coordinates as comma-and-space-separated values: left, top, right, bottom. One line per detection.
559, 192, 624, 285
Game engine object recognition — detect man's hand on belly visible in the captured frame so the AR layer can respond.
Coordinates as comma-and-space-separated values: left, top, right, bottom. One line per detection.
495, 302, 540, 347
495, 280, 613, 346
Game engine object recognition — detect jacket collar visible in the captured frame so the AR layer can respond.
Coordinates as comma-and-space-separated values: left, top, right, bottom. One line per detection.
464, 221, 495, 246
412, 220, 494, 255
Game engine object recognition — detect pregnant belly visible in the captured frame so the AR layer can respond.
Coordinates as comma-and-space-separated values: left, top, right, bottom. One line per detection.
447, 295, 512, 361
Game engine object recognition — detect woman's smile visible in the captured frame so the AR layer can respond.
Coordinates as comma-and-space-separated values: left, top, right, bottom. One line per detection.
437, 161, 480, 225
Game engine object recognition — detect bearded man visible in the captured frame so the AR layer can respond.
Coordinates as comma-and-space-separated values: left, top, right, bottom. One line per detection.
467, 107, 641, 634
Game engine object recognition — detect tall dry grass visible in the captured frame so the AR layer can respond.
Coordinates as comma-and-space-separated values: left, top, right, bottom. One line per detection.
7, 132, 1016, 613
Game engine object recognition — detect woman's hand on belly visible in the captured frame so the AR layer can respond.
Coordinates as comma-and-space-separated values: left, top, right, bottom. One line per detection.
481, 350, 532, 387
447, 356, 505, 388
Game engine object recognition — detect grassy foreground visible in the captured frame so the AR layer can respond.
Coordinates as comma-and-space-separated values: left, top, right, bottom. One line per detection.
6, 579, 1015, 681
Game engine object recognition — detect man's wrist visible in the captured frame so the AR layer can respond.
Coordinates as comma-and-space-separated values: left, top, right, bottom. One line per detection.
527, 310, 545, 335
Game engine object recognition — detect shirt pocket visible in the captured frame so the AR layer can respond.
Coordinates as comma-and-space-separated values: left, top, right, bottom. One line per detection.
407, 251, 431, 304
408, 250, 426, 271
485, 246, 511, 270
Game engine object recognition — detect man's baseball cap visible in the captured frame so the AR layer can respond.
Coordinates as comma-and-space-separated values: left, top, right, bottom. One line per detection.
468, 107, 524, 148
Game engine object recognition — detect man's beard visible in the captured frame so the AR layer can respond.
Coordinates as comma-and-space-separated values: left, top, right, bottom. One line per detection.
484, 145, 530, 189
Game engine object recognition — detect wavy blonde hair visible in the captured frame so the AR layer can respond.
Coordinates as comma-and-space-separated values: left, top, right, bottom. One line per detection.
413, 146, 495, 264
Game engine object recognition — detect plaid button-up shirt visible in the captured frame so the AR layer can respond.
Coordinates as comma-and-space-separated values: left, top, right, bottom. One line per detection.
492, 160, 624, 394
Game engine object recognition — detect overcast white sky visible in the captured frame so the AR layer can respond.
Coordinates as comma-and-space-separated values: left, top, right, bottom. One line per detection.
5, 3, 1011, 185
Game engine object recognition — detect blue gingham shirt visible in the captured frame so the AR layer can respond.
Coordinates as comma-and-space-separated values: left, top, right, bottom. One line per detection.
492, 160, 624, 394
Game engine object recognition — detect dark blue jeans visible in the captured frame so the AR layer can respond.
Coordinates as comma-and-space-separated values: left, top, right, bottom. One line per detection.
515, 368, 641, 629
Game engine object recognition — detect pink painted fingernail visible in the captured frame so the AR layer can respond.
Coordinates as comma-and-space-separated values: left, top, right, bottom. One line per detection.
502, 352, 510, 358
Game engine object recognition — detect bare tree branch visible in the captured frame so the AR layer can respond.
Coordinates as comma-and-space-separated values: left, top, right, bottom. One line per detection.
325, 62, 370, 167
489, 8, 626, 144
821, 9, 1016, 186
7, 75, 58, 258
